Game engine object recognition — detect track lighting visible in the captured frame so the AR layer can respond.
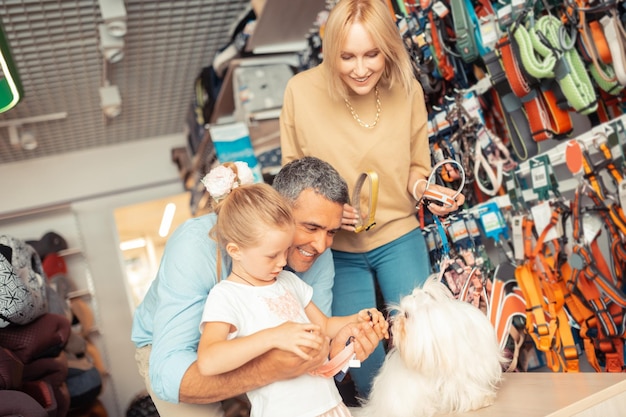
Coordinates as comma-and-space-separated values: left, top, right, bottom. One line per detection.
6, 125, 36, 150
99, 84, 122, 118
98, 0, 127, 38
0, 112, 67, 150
98, 24, 124, 64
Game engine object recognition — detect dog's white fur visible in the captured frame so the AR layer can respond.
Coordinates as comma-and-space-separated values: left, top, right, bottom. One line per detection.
356, 275, 508, 417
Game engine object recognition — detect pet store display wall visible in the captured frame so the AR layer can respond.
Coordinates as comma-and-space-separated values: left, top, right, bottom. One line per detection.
292, 0, 626, 374
0, 133, 186, 417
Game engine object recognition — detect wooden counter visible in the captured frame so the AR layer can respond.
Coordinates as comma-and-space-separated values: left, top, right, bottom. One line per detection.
439, 372, 626, 417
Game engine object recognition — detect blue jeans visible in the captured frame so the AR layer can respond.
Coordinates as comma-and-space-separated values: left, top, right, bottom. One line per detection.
331, 228, 431, 398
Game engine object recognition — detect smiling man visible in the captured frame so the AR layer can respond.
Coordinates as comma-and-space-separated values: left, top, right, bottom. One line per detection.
272, 157, 345, 274
131, 156, 383, 417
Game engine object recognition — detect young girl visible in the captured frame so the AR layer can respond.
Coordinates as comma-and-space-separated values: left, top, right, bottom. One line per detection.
197, 181, 389, 417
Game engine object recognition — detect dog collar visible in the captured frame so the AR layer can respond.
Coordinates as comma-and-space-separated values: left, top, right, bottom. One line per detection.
352, 171, 379, 233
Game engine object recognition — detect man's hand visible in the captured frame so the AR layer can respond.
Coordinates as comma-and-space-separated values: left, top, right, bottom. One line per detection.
330, 321, 384, 362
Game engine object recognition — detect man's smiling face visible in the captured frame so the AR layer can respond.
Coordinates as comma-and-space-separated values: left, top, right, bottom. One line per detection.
286, 188, 343, 272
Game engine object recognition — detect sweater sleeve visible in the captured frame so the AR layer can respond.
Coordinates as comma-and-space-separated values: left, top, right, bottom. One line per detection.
279, 79, 305, 165
409, 81, 431, 178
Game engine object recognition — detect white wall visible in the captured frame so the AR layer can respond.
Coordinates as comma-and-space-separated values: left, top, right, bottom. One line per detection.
0, 133, 187, 417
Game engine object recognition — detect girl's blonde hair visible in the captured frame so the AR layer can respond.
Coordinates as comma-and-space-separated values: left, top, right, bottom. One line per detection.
322, 0, 415, 101
211, 182, 294, 252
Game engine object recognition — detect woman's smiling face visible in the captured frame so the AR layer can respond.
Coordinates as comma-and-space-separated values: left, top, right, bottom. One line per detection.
337, 22, 385, 96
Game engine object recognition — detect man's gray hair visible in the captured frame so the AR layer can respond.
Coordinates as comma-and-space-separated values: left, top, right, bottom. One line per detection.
273, 157, 350, 206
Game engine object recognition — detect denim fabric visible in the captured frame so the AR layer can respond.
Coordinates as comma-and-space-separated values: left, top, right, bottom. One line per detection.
331, 228, 431, 397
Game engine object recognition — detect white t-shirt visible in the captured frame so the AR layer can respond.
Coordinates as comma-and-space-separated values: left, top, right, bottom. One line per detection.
200, 270, 342, 417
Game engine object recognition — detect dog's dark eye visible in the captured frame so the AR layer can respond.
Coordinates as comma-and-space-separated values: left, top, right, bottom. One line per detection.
404, 311, 409, 319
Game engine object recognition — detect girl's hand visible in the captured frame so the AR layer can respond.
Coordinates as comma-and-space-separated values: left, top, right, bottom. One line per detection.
271, 322, 324, 361
341, 203, 359, 231
357, 308, 389, 340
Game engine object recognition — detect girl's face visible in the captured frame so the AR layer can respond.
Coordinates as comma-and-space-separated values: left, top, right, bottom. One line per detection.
235, 225, 295, 286
337, 22, 385, 96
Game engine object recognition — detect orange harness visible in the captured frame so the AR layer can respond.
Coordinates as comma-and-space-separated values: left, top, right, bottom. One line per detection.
568, 185, 626, 372
489, 265, 527, 371
515, 207, 581, 372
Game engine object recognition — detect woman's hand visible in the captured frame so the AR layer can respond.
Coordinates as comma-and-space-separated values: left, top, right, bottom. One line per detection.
341, 203, 359, 231
421, 183, 465, 217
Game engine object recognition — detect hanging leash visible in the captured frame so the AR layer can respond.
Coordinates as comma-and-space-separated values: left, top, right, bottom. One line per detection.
483, 49, 538, 160
600, 11, 626, 86
531, 14, 598, 115
497, 33, 557, 142
310, 337, 359, 381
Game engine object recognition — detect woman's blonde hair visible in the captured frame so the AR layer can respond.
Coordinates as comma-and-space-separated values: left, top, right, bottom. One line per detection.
211, 182, 294, 252
322, 0, 415, 101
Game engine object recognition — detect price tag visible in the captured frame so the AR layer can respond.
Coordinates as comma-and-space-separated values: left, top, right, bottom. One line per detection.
479, 202, 508, 241
465, 217, 481, 239
531, 164, 548, 189
496, 5, 513, 30
618, 178, 626, 210
511, 0, 526, 17
609, 118, 626, 168
582, 212, 603, 245
449, 218, 470, 248
530, 201, 561, 242
479, 15, 499, 51
511, 215, 525, 261
529, 155, 554, 201
432, 1, 449, 18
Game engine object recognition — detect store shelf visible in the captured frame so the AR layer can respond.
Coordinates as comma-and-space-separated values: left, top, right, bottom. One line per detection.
440, 372, 626, 417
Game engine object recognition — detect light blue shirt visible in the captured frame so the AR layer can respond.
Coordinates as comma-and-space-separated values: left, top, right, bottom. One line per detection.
131, 213, 335, 403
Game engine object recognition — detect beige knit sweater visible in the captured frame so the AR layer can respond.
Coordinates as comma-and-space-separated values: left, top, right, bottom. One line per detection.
280, 65, 431, 253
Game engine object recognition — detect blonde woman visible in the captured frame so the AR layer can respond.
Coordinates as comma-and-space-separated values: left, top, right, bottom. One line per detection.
280, 0, 465, 397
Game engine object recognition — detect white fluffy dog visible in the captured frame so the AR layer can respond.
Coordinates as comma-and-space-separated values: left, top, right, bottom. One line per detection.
356, 275, 508, 417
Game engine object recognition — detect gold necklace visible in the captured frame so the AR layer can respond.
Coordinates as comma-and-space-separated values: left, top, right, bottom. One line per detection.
231, 270, 256, 286
344, 86, 381, 129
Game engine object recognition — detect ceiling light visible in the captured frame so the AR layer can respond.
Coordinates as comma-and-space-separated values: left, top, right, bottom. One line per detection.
98, 0, 127, 37
6, 125, 37, 150
0, 112, 67, 150
19, 130, 37, 150
120, 238, 146, 251
98, 24, 124, 63
159, 203, 177, 237
99, 84, 122, 118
